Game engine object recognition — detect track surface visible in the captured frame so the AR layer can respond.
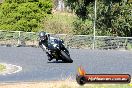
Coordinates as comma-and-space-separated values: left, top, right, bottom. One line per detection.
0, 46, 132, 82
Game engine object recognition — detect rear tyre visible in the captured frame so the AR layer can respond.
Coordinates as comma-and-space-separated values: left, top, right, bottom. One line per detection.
60, 50, 73, 63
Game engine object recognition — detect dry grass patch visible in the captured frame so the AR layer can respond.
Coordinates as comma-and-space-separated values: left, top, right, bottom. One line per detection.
0, 81, 131, 88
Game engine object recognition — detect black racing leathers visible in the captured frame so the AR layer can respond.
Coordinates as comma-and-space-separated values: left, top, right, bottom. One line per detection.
39, 39, 53, 61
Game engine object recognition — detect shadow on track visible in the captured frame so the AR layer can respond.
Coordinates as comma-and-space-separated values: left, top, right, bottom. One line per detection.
47, 61, 72, 63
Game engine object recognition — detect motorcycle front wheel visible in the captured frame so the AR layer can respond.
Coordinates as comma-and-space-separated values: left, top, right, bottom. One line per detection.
60, 50, 73, 63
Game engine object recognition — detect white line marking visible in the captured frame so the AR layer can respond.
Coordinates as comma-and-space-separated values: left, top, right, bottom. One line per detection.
0, 63, 22, 75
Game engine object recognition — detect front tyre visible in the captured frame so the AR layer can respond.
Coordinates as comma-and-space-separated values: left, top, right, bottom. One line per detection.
60, 50, 73, 63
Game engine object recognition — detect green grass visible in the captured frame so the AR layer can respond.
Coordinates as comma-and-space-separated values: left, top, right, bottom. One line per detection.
0, 64, 6, 72
126, 43, 132, 50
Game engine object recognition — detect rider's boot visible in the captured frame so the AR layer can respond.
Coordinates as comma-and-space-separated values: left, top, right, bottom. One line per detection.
46, 52, 53, 61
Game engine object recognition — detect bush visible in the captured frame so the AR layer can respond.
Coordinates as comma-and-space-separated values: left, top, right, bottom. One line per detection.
0, 0, 53, 32
73, 18, 93, 35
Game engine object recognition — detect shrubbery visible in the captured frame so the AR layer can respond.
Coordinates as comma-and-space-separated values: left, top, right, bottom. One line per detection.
73, 18, 93, 35
0, 0, 53, 32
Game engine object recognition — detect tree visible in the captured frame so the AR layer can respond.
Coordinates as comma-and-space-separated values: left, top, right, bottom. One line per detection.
65, 0, 132, 37
65, 0, 94, 20
65, 0, 95, 35
96, 0, 132, 36
0, 0, 53, 32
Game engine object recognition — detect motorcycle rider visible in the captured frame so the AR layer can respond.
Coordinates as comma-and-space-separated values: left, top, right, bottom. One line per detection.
38, 31, 53, 61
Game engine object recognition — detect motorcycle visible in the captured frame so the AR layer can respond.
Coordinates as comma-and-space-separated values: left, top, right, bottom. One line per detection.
42, 38, 73, 63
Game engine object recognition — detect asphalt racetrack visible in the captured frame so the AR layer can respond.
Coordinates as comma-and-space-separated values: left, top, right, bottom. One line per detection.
0, 46, 132, 82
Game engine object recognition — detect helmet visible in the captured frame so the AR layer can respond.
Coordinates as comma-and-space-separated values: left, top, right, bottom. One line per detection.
39, 31, 46, 37
39, 31, 48, 41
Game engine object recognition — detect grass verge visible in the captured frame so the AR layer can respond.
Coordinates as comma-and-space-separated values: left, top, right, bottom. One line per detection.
0, 64, 6, 72
0, 81, 131, 88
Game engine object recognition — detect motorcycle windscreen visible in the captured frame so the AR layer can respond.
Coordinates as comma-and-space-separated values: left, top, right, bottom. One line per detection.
48, 39, 59, 50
